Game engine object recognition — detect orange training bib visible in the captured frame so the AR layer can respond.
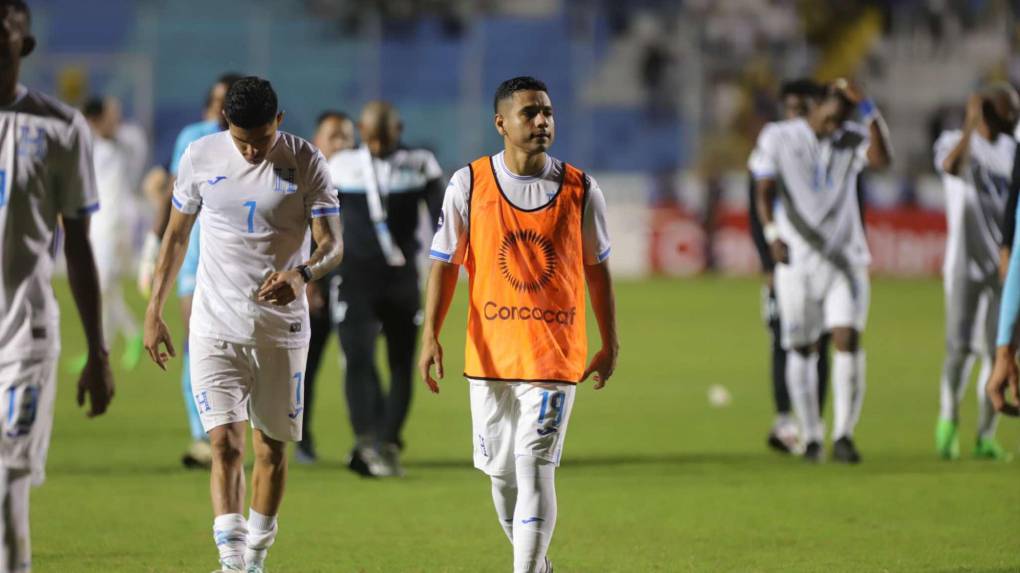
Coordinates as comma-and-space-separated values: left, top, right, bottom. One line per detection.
463, 155, 588, 383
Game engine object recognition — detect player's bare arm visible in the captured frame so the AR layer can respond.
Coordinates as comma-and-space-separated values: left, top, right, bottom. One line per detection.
987, 344, 1020, 416
144, 208, 198, 370
63, 216, 115, 417
257, 214, 343, 306
582, 260, 619, 390
941, 94, 982, 176
418, 260, 460, 394
754, 177, 788, 264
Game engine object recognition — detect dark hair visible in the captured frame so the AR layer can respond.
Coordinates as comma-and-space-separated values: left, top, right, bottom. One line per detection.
205, 72, 243, 109
0, 0, 30, 21
82, 96, 105, 120
780, 78, 823, 100
223, 76, 278, 129
316, 110, 351, 127
493, 76, 548, 112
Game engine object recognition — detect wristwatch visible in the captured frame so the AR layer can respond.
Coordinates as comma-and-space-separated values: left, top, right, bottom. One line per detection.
296, 265, 313, 283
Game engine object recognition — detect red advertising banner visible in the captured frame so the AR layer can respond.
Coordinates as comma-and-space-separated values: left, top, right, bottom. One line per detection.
649, 204, 947, 277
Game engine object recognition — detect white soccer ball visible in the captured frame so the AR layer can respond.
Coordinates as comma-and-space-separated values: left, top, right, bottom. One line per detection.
707, 384, 732, 407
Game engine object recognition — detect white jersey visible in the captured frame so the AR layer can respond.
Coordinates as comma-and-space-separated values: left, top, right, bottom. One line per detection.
933, 130, 1014, 282
0, 85, 98, 364
90, 136, 131, 234
172, 130, 339, 348
749, 118, 871, 267
429, 151, 611, 265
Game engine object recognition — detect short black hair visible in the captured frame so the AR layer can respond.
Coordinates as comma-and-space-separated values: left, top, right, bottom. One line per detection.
205, 72, 243, 109
493, 76, 548, 113
316, 110, 351, 127
780, 78, 823, 100
0, 0, 30, 22
82, 96, 105, 120
223, 76, 278, 129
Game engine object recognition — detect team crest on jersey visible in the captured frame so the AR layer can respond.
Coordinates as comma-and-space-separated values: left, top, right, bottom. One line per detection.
17, 126, 46, 159
273, 167, 298, 194
498, 229, 557, 293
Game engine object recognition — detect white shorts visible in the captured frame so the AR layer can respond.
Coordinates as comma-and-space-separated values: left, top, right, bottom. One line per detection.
469, 379, 576, 476
775, 258, 870, 349
189, 335, 308, 442
0, 358, 57, 486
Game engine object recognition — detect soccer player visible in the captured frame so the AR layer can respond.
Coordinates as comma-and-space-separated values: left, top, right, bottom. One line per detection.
0, 1, 115, 570
747, 79, 831, 454
419, 76, 617, 573
82, 96, 143, 371
297, 109, 355, 463
139, 72, 242, 469
932, 84, 1018, 460
327, 101, 444, 476
143, 77, 342, 573
752, 79, 892, 463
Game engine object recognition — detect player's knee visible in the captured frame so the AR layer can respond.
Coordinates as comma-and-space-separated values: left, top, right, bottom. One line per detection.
209, 430, 244, 466
254, 442, 286, 468
831, 328, 859, 352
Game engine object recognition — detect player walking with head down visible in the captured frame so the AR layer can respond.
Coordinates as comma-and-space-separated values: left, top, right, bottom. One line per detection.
0, 1, 115, 570
419, 76, 618, 573
143, 77, 342, 573
752, 80, 893, 463
933, 84, 1018, 460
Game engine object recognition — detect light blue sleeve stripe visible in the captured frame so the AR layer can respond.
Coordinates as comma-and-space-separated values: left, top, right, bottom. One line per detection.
429, 250, 453, 262
310, 206, 341, 217
997, 201, 1020, 345
751, 169, 776, 180
596, 247, 611, 263
78, 202, 100, 215
171, 195, 183, 209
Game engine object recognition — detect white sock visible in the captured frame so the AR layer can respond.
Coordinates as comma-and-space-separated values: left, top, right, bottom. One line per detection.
512, 456, 556, 573
786, 351, 823, 443
976, 354, 998, 440
833, 351, 866, 439
213, 513, 248, 569
0, 469, 31, 573
244, 508, 278, 567
938, 349, 974, 422
490, 472, 517, 543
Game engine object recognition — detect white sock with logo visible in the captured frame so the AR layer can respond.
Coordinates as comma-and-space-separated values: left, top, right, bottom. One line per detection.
491, 472, 517, 543
512, 456, 556, 573
832, 351, 866, 439
244, 508, 278, 568
212, 513, 247, 570
786, 350, 823, 443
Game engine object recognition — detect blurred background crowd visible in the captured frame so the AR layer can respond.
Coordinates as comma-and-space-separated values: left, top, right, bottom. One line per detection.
26, 0, 1020, 278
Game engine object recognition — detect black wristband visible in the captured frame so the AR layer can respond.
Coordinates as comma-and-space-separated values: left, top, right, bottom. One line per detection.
297, 264, 313, 283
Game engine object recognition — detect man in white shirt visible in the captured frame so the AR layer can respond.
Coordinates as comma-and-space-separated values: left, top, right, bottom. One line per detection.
752, 79, 893, 463
0, 2, 114, 570
143, 77, 342, 573
933, 84, 1019, 461
82, 96, 143, 372
420, 76, 617, 573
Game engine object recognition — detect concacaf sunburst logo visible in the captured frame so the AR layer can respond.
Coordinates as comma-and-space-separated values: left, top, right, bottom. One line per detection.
498, 229, 557, 292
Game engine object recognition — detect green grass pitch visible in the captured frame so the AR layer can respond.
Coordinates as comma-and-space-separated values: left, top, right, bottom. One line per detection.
34, 277, 1020, 572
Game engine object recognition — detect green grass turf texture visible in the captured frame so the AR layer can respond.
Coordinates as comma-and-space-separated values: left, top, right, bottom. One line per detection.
34, 276, 1020, 572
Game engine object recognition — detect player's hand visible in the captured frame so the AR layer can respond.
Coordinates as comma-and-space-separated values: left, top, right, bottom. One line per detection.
306, 281, 326, 317
143, 311, 176, 371
965, 93, 984, 131
833, 78, 864, 105
582, 345, 618, 390
987, 345, 1020, 416
258, 270, 304, 306
768, 239, 789, 265
418, 336, 444, 394
77, 349, 114, 418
